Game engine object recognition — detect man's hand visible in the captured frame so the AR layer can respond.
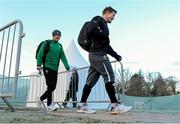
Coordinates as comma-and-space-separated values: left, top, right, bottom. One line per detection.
37, 66, 42, 75
37, 66, 42, 70
115, 55, 122, 61
66, 67, 70, 71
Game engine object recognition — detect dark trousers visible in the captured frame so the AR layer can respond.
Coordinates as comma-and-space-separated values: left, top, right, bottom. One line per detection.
63, 91, 77, 107
40, 67, 57, 106
80, 51, 118, 103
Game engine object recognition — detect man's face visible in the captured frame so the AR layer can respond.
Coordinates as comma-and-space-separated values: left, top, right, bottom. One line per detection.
53, 35, 60, 42
105, 11, 116, 23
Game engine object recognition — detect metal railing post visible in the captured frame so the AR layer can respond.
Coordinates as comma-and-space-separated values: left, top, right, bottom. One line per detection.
13, 20, 25, 96
0, 19, 25, 111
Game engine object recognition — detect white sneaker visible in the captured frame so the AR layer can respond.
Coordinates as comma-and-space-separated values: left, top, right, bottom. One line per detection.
113, 104, 132, 113
47, 104, 57, 112
77, 104, 96, 114
37, 97, 44, 108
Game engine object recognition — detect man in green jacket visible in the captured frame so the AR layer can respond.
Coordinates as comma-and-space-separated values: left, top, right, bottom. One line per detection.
36, 30, 70, 111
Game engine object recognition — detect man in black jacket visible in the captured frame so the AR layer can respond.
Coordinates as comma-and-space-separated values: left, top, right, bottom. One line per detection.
62, 68, 79, 108
77, 7, 132, 114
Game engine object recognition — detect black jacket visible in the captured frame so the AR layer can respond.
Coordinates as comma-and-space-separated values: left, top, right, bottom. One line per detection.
87, 16, 120, 60
69, 71, 79, 92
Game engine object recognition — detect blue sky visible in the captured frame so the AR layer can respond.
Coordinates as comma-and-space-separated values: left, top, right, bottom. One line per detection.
0, 0, 180, 79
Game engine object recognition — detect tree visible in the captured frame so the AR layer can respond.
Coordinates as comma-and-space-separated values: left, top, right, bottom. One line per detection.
165, 76, 178, 95
145, 72, 161, 96
145, 72, 154, 96
116, 68, 179, 97
116, 68, 132, 94
126, 70, 148, 96
151, 73, 169, 96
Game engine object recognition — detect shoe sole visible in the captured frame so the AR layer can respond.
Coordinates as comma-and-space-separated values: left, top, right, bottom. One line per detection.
112, 107, 132, 114
77, 109, 96, 114
47, 108, 57, 112
118, 108, 132, 113
110, 111, 119, 115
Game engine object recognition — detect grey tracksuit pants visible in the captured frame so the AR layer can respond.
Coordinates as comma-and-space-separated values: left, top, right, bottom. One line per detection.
86, 51, 115, 87
80, 51, 118, 103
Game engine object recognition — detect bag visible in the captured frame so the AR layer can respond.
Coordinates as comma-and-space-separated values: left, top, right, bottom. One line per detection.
78, 21, 91, 52
78, 16, 101, 52
35, 40, 50, 64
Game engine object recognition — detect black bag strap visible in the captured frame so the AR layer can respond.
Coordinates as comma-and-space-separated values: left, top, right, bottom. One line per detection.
42, 40, 50, 64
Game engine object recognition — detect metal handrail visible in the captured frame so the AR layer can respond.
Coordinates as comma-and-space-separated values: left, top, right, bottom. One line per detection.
0, 19, 25, 111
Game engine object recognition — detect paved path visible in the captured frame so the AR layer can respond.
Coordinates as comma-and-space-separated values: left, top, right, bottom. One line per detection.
0, 108, 180, 123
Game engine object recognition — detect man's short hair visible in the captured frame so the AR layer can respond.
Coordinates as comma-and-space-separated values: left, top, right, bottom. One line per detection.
103, 6, 117, 15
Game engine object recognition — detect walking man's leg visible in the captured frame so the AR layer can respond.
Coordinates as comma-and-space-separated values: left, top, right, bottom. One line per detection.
39, 68, 58, 111
89, 53, 132, 113
99, 57, 132, 113
80, 66, 100, 103
77, 66, 100, 113
92, 55, 118, 104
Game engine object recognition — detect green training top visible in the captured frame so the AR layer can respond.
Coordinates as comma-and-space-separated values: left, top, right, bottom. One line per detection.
36, 40, 70, 71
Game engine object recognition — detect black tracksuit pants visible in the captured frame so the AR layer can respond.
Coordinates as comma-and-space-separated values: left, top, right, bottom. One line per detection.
63, 90, 77, 107
40, 67, 57, 106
